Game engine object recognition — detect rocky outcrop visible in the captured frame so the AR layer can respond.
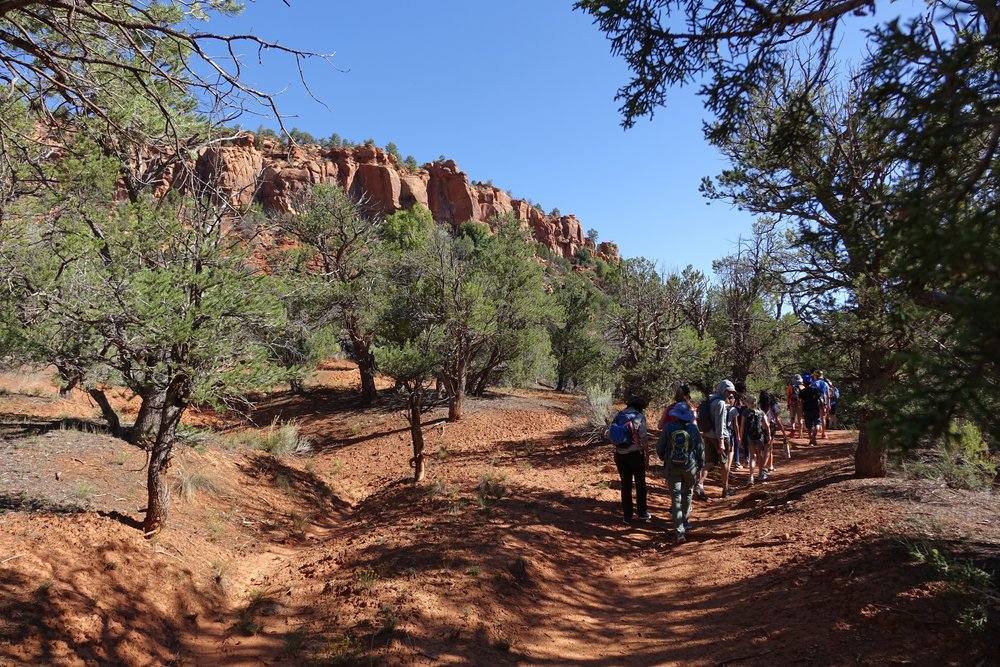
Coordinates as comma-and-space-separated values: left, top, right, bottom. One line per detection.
195, 133, 619, 262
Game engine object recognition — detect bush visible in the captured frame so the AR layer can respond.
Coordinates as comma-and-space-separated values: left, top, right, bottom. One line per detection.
173, 467, 220, 502
585, 386, 614, 429
904, 420, 997, 490
232, 417, 312, 456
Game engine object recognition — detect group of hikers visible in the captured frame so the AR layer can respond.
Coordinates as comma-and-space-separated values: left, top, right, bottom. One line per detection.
608, 372, 841, 544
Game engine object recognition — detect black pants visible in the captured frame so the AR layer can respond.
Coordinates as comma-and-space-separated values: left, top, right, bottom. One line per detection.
614, 450, 647, 520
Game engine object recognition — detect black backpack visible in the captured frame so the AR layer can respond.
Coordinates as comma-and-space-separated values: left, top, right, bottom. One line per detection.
696, 397, 718, 433
666, 422, 693, 466
745, 410, 767, 444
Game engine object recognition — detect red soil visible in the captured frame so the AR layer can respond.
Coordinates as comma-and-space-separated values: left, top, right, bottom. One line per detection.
0, 365, 997, 665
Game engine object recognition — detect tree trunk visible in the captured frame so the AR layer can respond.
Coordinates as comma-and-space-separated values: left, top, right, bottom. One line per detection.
142, 385, 187, 536
56, 364, 79, 397
408, 390, 425, 483
351, 336, 378, 407
87, 388, 123, 439
854, 343, 890, 478
131, 386, 166, 449
855, 420, 887, 478
446, 363, 466, 422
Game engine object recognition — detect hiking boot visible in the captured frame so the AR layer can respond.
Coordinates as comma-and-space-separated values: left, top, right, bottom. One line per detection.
674, 533, 686, 545
760, 471, 769, 481
694, 487, 708, 501
683, 521, 693, 532
637, 511, 652, 521
621, 518, 632, 526
721, 488, 736, 498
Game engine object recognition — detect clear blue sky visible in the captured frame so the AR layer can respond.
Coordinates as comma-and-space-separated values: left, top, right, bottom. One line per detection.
210, 0, 911, 275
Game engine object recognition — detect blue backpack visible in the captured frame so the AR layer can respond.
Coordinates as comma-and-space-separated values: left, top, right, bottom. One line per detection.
667, 422, 693, 466
609, 409, 640, 446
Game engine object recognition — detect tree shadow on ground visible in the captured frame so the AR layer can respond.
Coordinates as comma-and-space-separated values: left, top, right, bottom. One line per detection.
237, 453, 351, 539
0, 528, 225, 666
0, 415, 120, 439
276, 463, 999, 666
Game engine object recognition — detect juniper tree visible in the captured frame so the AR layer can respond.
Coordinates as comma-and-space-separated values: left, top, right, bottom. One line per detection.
1, 147, 285, 534
275, 184, 386, 406
579, 0, 999, 473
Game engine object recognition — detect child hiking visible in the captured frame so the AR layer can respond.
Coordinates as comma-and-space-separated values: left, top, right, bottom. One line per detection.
655, 402, 704, 544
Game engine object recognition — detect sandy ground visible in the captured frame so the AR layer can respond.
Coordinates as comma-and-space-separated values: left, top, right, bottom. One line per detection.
0, 364, 997, 666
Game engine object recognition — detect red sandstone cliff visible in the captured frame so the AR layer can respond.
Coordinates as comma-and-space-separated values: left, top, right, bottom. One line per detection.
196, 134, 619, 263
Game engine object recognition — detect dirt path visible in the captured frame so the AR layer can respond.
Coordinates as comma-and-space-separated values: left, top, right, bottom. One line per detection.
1, 376, 997, 666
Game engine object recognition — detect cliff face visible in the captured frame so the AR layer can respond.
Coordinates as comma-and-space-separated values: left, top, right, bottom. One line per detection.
195, 134, 619, 262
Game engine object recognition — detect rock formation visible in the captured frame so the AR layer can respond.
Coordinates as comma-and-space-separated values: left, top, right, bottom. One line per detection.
195, 133, 619, 262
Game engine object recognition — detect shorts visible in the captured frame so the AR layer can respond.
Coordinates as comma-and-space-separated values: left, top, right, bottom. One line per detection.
804, 410, 820, 429
704, 435, 728, 467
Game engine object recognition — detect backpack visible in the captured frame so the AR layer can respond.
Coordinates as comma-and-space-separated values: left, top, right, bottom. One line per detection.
696, 397, 718, 434
787, 384, 800, 406
744, 410, 767, 445
609, 409, 640, 447
667, 422, 693, 466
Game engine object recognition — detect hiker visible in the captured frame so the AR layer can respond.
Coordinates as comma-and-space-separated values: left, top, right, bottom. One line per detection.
657, 384, 692, 430
609, 397, 651, 525
827, 380, 840, 430
695, 379, 737, 499
814, 371, 831, 440
743, 396, 768, 485
799, 377, 822, 446
786, 374, 803, 437
760, 390, 790, 471
654, 384, 692, 469
655, 401, 704, 544
731, 381, 748, 470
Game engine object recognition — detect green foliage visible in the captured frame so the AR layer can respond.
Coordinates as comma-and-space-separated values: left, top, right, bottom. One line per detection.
572, 247, 595, 267
382, 204, 436, 252
903, 421, 996, 491
385, 141, 402, 162
457, 220, 490, 249
276, 183, 386, 403
287, 128, 318, 145
904, 539, 998, 632
549, 271, 611, 391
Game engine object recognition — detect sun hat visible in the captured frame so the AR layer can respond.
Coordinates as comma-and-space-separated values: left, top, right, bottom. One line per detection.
792, 374, 803, 384
669, 402, 695, 422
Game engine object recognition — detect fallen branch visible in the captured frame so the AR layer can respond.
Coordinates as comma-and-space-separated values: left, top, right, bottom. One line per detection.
1, 553, 27, 564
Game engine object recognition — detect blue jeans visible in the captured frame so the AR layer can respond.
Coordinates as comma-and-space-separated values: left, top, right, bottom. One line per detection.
730, 433, 745, 465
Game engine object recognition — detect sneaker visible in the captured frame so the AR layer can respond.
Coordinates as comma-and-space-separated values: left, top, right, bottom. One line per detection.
760, 471, 769, 481
766, 466, 775, 473
721, 488, 737, 498
746, 477, 755, 486
637, 511, 652, 521
621, 518, 632, 526
694, 487, 708, 501
683, 521, 693, 532
674, 534, 686, 545
735, 463, 744, 470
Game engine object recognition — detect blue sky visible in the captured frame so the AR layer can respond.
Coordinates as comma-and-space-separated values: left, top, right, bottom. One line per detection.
211, 0, 912, 275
